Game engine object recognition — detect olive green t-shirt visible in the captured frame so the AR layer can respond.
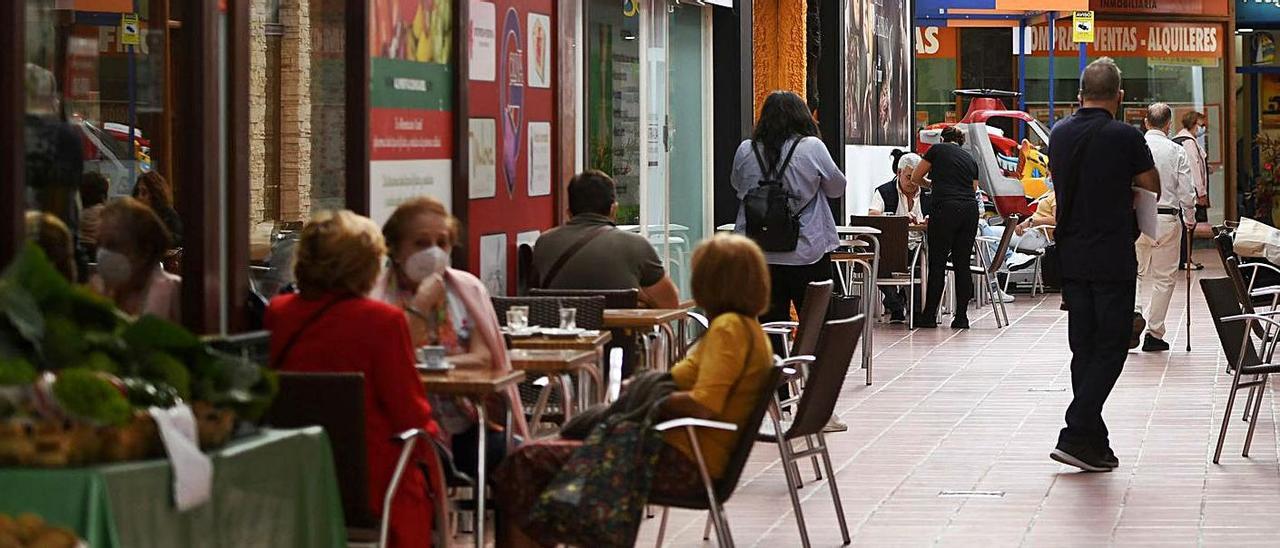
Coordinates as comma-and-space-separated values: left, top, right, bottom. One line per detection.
532, 214, 665, 290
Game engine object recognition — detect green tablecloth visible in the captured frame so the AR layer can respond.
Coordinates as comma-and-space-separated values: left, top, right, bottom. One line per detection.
0, 427, 346, 548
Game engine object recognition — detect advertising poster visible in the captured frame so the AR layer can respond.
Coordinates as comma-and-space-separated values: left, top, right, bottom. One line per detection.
469, 118, 497, 198
369, 0, 456, 225
479, 233, 508, 296
844, 0, 912, 146
528, 121, 551, 196
1263, 74, 1280, 130
527, 13, 552, 88
467, 0, 554, 292
470, 0, 497, 81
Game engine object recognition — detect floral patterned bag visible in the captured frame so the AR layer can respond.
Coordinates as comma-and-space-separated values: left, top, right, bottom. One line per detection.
526, 408, 664, 547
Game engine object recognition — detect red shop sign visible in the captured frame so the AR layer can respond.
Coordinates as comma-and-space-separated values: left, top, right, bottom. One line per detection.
1090, 0, 1228, 17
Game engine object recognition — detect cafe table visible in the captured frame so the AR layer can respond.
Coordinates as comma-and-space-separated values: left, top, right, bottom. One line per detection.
0, 427, 345, 548
603, 308, 690, 371
833, 225, 880, 385
420, 367, 525, 548
508, 332, 612, 406
508, 348, 600, 429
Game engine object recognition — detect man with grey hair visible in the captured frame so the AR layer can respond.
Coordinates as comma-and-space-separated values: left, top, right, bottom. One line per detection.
1047, 57, 1161, 472
870, 151, 928, 322
1135, 103, 1195, 352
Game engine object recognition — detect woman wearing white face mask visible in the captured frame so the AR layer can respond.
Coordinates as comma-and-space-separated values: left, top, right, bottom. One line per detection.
372, 196, 530, 480
90, 197, 181, 322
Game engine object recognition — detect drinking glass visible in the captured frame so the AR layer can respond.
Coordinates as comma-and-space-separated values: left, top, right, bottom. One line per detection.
558, 308, 577, 331
510, 306, 530, 329
506, 310, 528, 331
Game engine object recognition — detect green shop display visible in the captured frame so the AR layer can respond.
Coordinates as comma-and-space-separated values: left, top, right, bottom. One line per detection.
0, 427, 346, 548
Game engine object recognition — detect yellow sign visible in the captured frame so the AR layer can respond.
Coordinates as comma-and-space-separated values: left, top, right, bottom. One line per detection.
120, 13, 140, 46
1072, 11, 1094, 43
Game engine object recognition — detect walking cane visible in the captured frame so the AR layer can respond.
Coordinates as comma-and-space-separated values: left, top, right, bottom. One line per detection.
1185, 219, 1194, 352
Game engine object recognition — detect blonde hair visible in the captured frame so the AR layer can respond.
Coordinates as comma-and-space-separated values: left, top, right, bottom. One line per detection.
295, 210, 386, 298
691, 234, 771, 318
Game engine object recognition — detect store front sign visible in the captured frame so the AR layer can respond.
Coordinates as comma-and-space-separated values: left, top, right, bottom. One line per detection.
1239, 0, 1280, 26
1023, 21, 1222, 59
1090, 0, 1228, 16
916, 26, 957, 58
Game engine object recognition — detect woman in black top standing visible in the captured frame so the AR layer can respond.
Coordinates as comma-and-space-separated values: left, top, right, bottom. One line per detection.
911, 126, 980, 329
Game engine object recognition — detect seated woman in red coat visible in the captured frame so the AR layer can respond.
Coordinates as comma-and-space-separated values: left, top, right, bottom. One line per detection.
265, 210, 442, 547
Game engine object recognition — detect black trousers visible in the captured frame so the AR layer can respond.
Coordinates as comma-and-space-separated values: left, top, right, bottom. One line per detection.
922, 201, 978, 319
763, 254, 834, 324
1059, 279, 1135, 450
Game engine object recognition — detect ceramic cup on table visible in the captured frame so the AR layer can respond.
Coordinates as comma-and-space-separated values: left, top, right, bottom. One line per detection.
417, 346, 447, 368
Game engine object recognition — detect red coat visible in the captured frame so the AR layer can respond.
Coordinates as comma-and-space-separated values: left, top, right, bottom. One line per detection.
266, 292, 441, 547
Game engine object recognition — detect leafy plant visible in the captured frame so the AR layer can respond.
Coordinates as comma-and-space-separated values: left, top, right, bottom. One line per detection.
52, 369, 131, 427
0, 357, 36, 386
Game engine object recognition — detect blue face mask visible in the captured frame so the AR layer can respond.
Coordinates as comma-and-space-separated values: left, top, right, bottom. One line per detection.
1196, 125, 1207, 138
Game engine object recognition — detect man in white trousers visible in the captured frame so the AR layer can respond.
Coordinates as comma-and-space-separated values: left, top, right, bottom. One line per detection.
1136, 103, 1196, 352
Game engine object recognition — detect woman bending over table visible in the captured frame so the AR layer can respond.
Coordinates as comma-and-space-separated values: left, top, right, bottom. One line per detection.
265, 210, 442, 547
493, 234, 775, 547
372, 197, 530, 479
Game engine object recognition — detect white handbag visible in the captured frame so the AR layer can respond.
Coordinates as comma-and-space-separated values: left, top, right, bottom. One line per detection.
1234, 217, 1280, 265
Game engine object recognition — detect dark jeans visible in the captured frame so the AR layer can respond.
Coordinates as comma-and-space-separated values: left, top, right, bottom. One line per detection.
1059, 279, 1135, 451
922, 201, 978, 319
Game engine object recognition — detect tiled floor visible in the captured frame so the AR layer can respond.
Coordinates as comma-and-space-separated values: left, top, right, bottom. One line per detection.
632, 252, 1280, 547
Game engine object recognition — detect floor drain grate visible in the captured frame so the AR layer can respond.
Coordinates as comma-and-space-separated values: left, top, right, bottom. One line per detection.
1027, 387, 1068, 392
938, 490, 1006, 499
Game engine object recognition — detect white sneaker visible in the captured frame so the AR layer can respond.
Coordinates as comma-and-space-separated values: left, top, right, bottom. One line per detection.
1007, 252, 1037, 271
823, 416, 848, 433
996, 289, 1016, 303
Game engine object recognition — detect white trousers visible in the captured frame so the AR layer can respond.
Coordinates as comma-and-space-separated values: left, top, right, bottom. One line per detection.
1135, 215, 1183, 339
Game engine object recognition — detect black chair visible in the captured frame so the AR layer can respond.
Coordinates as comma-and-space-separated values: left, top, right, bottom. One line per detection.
529, 287, 640, 309
761, 281, 833, 360
531, 288, 642, 379
1201, 277, 1280, 463
264, 372, 442, 547
1213, 228, 1280, 311
650, 363, 786, 548
758, 315, 865, 548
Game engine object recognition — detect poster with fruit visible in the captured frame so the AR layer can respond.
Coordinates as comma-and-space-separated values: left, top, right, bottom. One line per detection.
369, 0, 457, 225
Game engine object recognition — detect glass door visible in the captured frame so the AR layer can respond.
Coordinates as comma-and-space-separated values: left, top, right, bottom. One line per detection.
662, 2, 710, 297
584, 0, 712, 297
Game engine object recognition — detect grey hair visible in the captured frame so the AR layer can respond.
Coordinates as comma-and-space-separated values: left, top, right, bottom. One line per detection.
1079, 57, 1122, 102
1145, 102, 1172, 129
898, 153, 923, 174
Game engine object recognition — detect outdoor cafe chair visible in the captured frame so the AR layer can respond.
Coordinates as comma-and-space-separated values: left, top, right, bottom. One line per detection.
650, 362, 785, 548
1201, 277, 1280, 464
848, 215, 922, 326
264, 372, 447, 548
758, 315, 865, 548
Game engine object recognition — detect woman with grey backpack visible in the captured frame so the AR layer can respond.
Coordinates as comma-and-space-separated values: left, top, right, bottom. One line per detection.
731, 91, 847, 327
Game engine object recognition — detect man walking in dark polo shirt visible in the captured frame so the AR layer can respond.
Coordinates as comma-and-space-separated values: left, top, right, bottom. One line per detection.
1048, 57, 1161, 472
532, 170, 680, 308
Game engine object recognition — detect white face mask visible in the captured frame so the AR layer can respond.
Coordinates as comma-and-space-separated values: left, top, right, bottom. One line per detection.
401, 246, 450, 284
1196, 125, 1207, 138
96, 248, 133, 286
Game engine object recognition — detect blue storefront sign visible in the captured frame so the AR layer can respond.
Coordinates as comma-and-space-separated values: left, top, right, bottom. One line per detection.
1240, 0, 1280, 27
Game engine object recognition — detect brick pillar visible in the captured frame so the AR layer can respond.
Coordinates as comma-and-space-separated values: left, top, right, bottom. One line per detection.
280, 0, 313, 221
248, 0, 268, 224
